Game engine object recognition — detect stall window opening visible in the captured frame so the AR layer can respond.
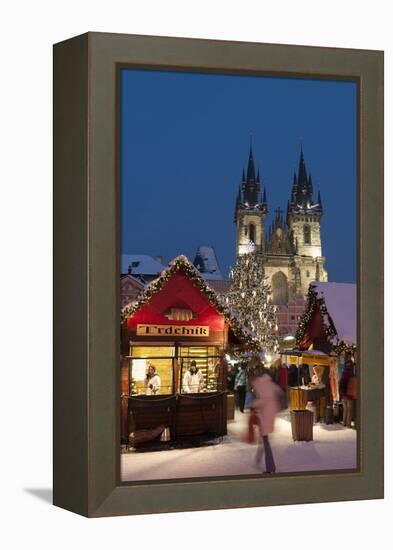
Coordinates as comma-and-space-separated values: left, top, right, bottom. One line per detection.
129, 346, 175, 396
180, 346, 221, 393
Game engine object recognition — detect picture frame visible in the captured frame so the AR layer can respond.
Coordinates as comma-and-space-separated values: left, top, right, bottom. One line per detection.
53, 32, 383, 517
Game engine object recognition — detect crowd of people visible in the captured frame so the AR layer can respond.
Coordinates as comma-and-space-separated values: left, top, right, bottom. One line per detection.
226, 354, 357, 472
142, 354, 357, 473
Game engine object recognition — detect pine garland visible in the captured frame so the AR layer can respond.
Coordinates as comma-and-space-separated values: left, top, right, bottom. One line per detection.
121, 255, 260, 349
295, 283, 356, 353
226, 253, 279, 354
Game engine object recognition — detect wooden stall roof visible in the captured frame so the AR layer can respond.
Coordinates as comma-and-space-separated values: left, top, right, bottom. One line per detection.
122, 255, 259, 349
296, 281, 357, 353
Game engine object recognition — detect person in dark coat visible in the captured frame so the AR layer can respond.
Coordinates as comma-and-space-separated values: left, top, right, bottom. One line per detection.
340, 360, 355, 427
234, 363, 248, 413
287, 364, 298, 387
227, 365, 237, 392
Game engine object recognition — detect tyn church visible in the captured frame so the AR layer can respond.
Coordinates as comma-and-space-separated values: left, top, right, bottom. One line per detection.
234, 145, 328, 309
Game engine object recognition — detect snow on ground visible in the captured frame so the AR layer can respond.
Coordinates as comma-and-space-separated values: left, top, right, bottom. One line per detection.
121, 409, 357, 481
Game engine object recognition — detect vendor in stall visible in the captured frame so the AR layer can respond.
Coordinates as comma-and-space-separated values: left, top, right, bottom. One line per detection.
144, 364, 161, 395
311, 366, 320, 385
182, 360, 205, 393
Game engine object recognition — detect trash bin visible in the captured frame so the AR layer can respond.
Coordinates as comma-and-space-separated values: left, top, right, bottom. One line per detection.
333, 401, 343, 423
325, 405, 334, 424
306, 402, 318, 423
290, 410, 314, 441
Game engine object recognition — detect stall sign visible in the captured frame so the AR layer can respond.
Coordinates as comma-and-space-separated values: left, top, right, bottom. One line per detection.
301, 353, 330, 366
136, 324, 210, 337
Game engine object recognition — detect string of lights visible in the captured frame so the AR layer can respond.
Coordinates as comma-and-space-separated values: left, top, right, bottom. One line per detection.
121, 255, 260, 349
226, 252, 279, 354
295, 284, 356, 354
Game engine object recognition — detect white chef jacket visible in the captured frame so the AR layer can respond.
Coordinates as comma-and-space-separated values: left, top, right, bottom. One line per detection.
182, 370, 204, 393
144, 374, 161, 395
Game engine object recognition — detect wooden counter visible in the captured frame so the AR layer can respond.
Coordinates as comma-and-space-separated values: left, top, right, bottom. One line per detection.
127, 392, 227, 445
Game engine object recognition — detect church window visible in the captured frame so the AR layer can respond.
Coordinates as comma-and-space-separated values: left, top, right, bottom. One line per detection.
304, 224, 311, 244
306, 270, 310, 277
249, 223, 255, 243
244, 226, 248, 236
272, 271, 288, 305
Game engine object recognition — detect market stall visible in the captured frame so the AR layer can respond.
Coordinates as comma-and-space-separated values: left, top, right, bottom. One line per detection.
120, 256, 257, 445
280, 349, 332, 421
281, 281, 357, 433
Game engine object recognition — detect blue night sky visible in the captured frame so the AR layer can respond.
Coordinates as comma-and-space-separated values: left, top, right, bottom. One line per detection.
120, 69, 357, 283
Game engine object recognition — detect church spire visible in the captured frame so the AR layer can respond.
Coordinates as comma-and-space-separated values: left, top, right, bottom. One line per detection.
297, 146, 308, 187
294, 146, 314, 207
242, 141, 260, 206
246, 144, 256, 182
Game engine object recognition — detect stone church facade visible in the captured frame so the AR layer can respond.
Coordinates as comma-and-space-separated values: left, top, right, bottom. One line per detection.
234, 145, 328, 335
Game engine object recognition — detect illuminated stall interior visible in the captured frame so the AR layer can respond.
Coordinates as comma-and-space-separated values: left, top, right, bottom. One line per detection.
128, 344, 222, 396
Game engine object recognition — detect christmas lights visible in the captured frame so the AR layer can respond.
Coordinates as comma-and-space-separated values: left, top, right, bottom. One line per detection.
227, 252, 278, 354
121, 255, 260, 349
295, 283, 356, 354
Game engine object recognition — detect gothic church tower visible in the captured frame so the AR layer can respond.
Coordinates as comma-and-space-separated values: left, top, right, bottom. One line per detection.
233, 144, 328, 308
234, 144, 268, 256
286, 147, 328, 295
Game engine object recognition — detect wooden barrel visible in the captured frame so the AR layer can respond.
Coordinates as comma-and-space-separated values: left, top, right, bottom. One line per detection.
290, 410, 314, 441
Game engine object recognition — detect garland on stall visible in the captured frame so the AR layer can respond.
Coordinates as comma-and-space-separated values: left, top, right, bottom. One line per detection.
295, 284, 338, 347
121, 255, 260, 350
334, 341, 357, 355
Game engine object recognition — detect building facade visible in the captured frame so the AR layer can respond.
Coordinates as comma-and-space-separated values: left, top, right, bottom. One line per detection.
234, 145, 328, 335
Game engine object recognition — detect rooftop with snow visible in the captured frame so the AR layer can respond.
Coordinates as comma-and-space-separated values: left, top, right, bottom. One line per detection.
312, 281, 356, 345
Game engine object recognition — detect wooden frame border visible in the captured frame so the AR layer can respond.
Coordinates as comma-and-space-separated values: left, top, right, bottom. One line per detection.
53, 32, 383, 517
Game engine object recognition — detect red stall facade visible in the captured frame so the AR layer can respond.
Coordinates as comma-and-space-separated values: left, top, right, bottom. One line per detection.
120, 256, 255, 446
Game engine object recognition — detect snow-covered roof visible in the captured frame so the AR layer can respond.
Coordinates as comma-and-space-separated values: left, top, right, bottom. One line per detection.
120, 254, 165, 276
312, 282, 356, 345
120, 274, 146, 288
193, 246, 223, 280
207, 279, 231, 294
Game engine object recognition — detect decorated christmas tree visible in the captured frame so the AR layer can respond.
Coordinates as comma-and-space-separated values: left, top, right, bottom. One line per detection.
227, 252, 278, 354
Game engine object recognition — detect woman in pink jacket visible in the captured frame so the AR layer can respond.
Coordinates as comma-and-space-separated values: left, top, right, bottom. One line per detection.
252, 367, 282, 473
